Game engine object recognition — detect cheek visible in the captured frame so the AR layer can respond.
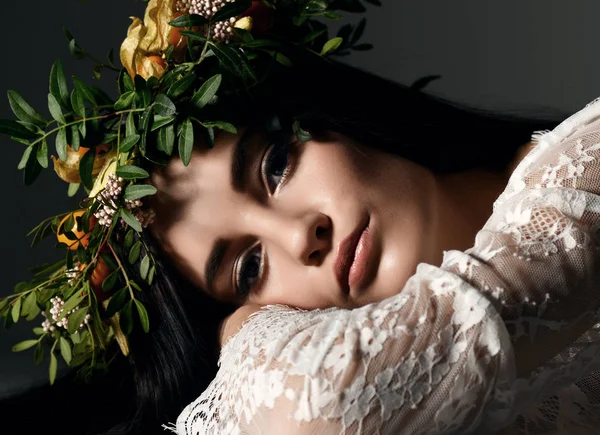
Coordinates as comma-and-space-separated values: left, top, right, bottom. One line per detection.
293, 139, 373, 200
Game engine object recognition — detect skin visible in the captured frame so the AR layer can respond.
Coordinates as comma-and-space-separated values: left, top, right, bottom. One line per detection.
149, 128, 533, 346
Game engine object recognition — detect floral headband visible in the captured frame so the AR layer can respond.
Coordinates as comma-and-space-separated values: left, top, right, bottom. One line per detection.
0, 0, 377, 384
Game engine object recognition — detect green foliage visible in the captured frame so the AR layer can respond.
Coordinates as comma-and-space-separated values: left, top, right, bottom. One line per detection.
0, 0, 379, 386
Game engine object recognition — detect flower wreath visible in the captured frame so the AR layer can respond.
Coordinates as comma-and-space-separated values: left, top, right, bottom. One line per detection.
0, 0, 379, 384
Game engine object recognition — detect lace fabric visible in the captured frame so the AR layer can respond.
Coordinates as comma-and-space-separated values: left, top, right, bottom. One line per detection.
173, 96, 600, 435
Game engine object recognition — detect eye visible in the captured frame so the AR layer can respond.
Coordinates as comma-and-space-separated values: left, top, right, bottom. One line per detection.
261, 136, 294, 195
234, 243, 263, 299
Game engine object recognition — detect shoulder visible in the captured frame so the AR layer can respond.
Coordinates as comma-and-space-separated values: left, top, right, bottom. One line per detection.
219, 304, 263, 347
504, 140, 536, 180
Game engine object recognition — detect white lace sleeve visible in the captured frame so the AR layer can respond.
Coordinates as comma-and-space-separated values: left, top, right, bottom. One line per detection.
173, 97, 600, 435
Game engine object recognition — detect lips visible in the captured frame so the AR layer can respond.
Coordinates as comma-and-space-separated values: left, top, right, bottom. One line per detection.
334, 216, 371, 294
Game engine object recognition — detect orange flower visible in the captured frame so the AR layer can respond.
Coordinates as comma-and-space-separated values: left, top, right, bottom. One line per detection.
56, 209, 97, 251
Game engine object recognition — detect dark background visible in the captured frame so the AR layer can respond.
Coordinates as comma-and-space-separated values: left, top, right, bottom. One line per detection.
1, 0, 599, 406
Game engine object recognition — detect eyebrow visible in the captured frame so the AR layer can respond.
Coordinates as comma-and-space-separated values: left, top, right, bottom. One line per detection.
205, 238, 229, 294
205, 127, 258, 294
231, 127, 256, 192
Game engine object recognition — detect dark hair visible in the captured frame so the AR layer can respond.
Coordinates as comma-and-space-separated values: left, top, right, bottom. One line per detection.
0, 60, 568, 435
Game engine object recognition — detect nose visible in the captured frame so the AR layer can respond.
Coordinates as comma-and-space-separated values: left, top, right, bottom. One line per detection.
270, 212, 332, 266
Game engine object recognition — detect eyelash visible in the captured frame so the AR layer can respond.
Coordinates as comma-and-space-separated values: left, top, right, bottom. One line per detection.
234, 135, 296, 298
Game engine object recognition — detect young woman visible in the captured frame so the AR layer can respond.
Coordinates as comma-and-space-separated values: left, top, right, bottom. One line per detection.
117, 60, 600, 434
3, 55, 598, 435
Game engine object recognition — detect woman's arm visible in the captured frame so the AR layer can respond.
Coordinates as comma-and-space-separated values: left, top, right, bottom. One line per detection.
176, 98, 600, 435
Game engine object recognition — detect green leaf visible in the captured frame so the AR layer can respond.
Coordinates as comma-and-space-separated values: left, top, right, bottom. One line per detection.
210, 44, 255, 82
104, 288, 129, 318
102, 269, 120, 292
49, 352, 58, 385
124, 184, 157, 201
36, 140, 49, 168
0, 298, 8, 311
55, 127, 68, 162
157, 123, 175, 155
202, 120, 237, 134
212, 0, 251, 22
129, 241, 142, 264
275, 52, 293, 67
138, 106, 153, 155
169, 13, 208, 27
153, 94, 177, 117
25, 301, 40, 321
118, 68, 134, 94
59, 291, 86, 321
139, 255, 150, 280
11, 298, 21, 323
126, 112, 137, 137
59, 337, 72, 365
178, 118, 194, 166
300, 29, 327, 44
166, 72, 195, 99
120, 301, 134, 336
0, 119, 37, 140
134, 76, 152, 107
130, 281, 143, 292
114, 91, 136, 111
68, 183, 80, 197
124, 229, 135, 249
116, 165, 149, 180
34, 342, 44, 366
320, 37, 343, 55
242, 39, 281, 48
78, 117, 87, 139
8, 90, 46, 126
70, 124, 81, 151
50, 60, 70, 109
73, 77, 97, 105
191, 74, 222, 109
134, 300, 150, 333
17, 145, 34, 171
147, 265, 156, 285
21, 292, 38, 317
151, 115, 175, 132
24, 153, 42, 186
121, 208, 143, 232
12, 340, 38, 352
119, 134, 140, 153
79, 145, 95, 190
48, 93, 66, 124
323, 11, 342, 20
68, 307, 89, 334
70, 88, 85, 118
177, 30, 208, 41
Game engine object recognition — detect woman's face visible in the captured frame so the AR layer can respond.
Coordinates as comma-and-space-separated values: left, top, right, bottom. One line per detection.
149, 128, 440, 310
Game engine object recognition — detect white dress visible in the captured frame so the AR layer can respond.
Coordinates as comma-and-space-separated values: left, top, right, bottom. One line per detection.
170, 96, 600, 435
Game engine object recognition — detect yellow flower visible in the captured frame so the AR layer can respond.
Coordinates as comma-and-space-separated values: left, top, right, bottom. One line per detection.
52, 145, 115, 184
119, 0, 182, 80
233, 16, 253, 32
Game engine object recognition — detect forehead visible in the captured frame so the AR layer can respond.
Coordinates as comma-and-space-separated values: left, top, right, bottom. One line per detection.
148, 127, 258, 292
